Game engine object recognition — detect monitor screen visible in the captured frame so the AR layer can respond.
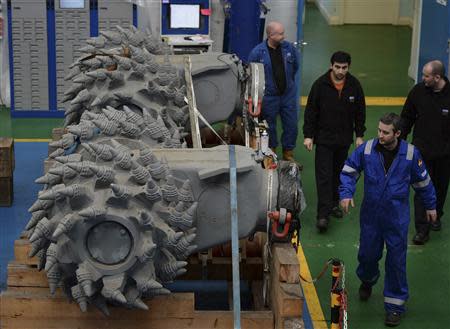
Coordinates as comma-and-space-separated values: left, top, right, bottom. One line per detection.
170, 4, 200, 29
60, 0, 85, 9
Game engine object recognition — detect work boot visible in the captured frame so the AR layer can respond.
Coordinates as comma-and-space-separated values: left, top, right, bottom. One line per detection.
282, 149, 295, 161
412, 232, 429, 245
316, 218, 328, 232
358, 282, 372, 301
330, 206, 344, 219
384, 312, 401, 327
282, 149, 304, 170
430, 219, 442, 231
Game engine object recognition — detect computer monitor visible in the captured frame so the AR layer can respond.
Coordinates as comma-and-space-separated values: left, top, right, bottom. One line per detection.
161, 0, 209, 36
170, 4, 200, 29
60, 0, 85, 9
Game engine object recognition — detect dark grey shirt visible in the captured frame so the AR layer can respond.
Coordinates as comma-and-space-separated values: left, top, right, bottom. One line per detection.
267, 42, 286, 95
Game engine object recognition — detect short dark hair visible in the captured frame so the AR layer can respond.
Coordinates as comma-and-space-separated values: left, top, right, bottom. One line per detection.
379, 113, 402, 133
330, 51, 351, 65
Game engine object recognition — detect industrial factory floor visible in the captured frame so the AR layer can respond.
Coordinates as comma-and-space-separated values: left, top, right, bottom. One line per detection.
1, 3, 449, 329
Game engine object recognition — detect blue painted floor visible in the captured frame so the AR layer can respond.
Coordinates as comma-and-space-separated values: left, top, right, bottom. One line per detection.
0, 142, 48, 290
0, 142, 313, 327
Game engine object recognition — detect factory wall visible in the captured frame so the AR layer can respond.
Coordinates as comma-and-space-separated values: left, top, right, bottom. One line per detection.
313, 0, 414, 26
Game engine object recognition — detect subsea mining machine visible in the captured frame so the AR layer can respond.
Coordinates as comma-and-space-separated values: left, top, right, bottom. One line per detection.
25, 25, 305, 314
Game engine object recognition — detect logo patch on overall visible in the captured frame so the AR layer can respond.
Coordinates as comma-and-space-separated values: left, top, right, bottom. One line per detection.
418, 159, 423, 167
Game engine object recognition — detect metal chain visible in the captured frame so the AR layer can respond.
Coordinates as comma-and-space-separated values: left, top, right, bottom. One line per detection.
341, 264, 348, 329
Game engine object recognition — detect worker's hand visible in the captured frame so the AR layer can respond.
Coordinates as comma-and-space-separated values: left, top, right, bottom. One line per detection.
355, 137, 364, 148
303, 138, 314, 151
426, 209, 437, 222
340, 198, 354, 215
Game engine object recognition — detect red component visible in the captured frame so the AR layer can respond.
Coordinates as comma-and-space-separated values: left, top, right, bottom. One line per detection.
200, 8, 211, 15
246, 97, 261, 117
253, 99, 262, 117
268, 210, 292, 238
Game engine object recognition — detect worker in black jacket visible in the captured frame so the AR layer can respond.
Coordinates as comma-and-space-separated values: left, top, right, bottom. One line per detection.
303, 51, 366, 232
401, 60, 450, 245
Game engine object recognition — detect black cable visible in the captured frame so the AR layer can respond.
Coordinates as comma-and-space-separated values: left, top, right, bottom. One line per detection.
216, 52, 240, 79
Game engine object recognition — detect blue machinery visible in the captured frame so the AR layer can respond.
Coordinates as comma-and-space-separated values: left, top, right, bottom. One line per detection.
7, 0, 136, 118
223, 0, 266, 63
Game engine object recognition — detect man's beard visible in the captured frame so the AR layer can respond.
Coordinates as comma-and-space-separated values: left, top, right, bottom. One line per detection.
380, 138, 396, 148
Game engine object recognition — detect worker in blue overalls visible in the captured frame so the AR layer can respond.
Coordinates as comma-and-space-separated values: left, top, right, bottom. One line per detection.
339, 113, 437, 327
248, 21, 299, 161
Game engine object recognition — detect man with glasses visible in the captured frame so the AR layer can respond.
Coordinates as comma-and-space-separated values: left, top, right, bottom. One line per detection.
248, 21, 300, 161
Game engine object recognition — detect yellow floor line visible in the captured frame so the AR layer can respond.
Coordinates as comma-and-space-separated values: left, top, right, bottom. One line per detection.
15, 138, 51, 142
297, 242, 329, 329
300, 96, 406, 107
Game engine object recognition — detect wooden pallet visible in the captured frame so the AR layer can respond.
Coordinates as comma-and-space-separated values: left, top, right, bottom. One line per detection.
1, 238, 304, 329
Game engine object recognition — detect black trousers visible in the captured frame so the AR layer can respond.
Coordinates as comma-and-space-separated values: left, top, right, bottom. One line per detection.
315, 144, 350, 219
414, 155, 450, 234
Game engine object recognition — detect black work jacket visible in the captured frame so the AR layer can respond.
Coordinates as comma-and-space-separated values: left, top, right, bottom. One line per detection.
303, 70, 366, 146
400, 78, 450, 159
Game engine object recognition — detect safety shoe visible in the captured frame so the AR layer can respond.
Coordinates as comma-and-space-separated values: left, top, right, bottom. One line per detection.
430, 219, 442, 231
282, 149, 295, 161
330, 206, 344, 219
384, 312, 401, 327
412, 232, 429, 245
316, 218, 328, 232
358, 282, 372, 301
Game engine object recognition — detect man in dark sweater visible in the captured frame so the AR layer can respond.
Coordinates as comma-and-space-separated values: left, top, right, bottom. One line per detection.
401, 60, 450, 245
303, 51, 366, 232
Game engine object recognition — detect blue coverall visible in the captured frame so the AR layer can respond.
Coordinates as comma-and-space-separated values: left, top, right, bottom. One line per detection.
248, 41, 299, 150
339, 139, 436, 313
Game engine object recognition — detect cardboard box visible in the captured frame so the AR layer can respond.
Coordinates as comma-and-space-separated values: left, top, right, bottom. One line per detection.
0, 175, 13, 206
0, 137, 14, 177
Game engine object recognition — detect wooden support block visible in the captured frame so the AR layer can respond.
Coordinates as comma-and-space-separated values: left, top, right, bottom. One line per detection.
272, 243, 300, 284
0, 175, 13, 206
0, 137, 14, 177
44, 158, 56, 174
251, 280, 268, 311
7, 262, 49, 288
14, 239, 38, 265
280, 318, 305, 329
270, 243, 304, 329
0, 288, 273, 329
181, 259, 263, 281
274, 283, 304, 318
271, 281, 304, 329
270, 275, 304, 321
52, 127, 66, 141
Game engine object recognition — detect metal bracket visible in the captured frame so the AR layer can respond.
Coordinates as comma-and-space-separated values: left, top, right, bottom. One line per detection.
228, 144, 241, 329
184, 56, 202, 149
